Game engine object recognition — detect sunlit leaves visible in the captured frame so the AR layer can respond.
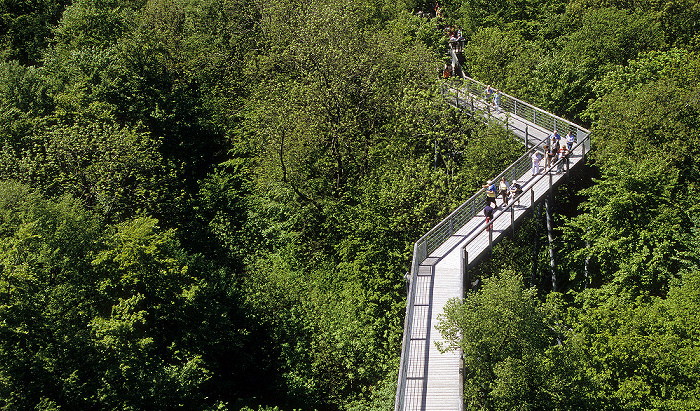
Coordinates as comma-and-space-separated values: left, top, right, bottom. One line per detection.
437, 272, 555, 410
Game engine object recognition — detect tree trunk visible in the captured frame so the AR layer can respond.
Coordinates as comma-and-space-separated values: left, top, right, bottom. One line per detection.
530, 202, 542, 288
584, 238, 591, 289
545, 196, 557, 292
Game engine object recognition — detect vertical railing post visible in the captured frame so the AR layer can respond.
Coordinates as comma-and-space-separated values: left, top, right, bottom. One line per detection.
525, 126, 529, 148
462, 248, 469, 296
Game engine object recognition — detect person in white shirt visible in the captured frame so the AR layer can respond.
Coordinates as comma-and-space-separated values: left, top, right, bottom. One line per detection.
531, 150, 543, 175
566, 131, 576, 150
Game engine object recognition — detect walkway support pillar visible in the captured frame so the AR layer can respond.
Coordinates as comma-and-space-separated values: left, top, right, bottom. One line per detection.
546, 195, 557, 292
531, 202, 542, 288
462, 248, 469, 295
525, 126, 529, 148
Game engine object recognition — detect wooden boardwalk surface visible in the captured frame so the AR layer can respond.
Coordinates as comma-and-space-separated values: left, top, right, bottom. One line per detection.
399, 90, 588, 410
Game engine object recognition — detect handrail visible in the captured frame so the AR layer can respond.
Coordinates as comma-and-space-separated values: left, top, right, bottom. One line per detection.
394, 121, 549, 411
454, 71, 591, 147
460, 135, 591, 270
394, 77, 591, 411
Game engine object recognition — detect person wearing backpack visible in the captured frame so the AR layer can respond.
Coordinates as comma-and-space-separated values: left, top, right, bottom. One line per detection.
510, 180, 523, 205
483, 180, 497, 207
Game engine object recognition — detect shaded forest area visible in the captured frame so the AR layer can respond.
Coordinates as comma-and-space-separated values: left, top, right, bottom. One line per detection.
1, 0, 699, 410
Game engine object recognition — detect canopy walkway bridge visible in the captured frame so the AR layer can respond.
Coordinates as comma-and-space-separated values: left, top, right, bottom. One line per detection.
394, 46, 591, 411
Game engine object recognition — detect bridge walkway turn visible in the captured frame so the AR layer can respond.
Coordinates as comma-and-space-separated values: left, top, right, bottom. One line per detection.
395, 75, 591, 411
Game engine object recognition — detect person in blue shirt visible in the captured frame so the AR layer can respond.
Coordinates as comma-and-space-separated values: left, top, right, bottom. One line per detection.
550, 130, 561, 144
483, 180, 497, 207
485, 85, 493, 103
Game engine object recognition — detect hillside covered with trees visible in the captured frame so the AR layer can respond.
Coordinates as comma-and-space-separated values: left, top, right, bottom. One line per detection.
0, 0, 698, 410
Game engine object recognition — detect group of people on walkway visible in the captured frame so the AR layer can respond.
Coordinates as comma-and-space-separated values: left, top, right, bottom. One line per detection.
483, 128, 577, 228
531, 130, 576, 175
485, 85, 501, 111
482, 177, 523, 227
447, 26, 464, 52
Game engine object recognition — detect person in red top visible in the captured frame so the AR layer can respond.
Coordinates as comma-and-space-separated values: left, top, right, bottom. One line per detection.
557, 145, 569, 173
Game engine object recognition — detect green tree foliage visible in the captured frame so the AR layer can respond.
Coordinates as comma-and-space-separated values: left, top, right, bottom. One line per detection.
0, 0, 71, 65
2, 0, 699, 408
460, 26, 541, 101
437, 272, 559, 410
563, 49, 700, 296
90, 216, 211, 409
0, 182, 219, 409
1, 122, 166, 220
559, 269, 700, 410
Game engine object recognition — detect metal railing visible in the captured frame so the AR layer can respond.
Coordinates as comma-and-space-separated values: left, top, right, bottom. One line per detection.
394, 76, 591, 411
460, 135, 591, 277
446, 68, 591, 150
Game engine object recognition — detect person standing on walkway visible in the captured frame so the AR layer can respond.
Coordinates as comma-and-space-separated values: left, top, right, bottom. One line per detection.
566, 131, 576, 151
493, 89, 501, 111
531, 150, 542, 175
498, 177, 509, 206
483, 180, 497, 207
557, 145, 569, 173
483, 204, 494, 229
510, 180, 523, 205
544, 144, 552, 169
550, 139, 560, 169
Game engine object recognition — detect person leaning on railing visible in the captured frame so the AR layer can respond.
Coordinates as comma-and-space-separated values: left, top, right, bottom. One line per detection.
531, 149, 543, 175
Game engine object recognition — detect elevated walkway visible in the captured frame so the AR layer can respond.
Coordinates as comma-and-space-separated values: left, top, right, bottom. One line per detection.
395, 72, 591, 411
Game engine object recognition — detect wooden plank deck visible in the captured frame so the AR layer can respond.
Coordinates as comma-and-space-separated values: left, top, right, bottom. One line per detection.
401, 98, 587, 410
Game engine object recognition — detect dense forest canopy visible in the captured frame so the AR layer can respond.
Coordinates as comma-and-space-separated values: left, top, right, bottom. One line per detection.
0, 0, 699, 410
